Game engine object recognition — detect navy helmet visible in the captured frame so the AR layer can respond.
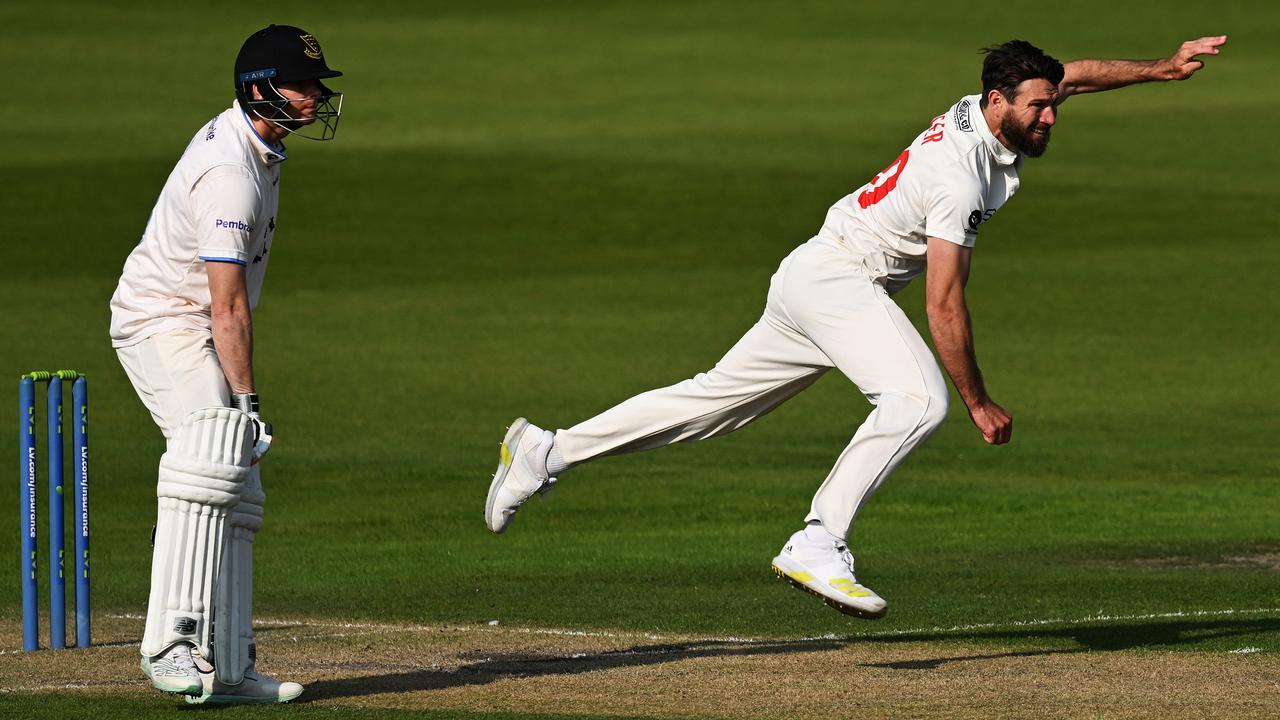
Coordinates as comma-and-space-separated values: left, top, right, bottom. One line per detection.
234, 25, 343, 141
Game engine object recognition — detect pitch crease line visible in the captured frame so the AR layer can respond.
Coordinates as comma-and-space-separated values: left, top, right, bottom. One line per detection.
105, 606, 1280, 645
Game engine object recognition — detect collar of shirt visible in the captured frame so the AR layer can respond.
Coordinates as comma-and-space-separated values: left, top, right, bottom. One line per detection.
233, 100, 288, 166
970, 98, 1019, 167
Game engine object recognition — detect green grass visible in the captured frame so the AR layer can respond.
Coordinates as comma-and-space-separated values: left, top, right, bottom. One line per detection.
1, 3, 1276, 699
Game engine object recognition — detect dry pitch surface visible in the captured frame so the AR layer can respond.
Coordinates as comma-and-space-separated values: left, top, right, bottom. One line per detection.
2, 614, 1277, 719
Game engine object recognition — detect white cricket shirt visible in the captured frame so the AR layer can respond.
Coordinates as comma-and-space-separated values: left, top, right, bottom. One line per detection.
815, 94, 1021, 294
109, 101, 284, 347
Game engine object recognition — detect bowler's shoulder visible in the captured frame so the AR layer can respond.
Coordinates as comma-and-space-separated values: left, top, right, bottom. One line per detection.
913, 135, 986, 194
948, 96, 983, 142
913, 97, 983, 161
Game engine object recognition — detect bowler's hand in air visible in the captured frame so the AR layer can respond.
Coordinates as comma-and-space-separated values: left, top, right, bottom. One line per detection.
1162, 36, 1228, 80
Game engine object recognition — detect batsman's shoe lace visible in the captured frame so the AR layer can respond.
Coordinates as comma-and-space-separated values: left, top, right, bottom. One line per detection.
141, 642, 203, 696
771, 527, 887, 619
486, 418, 557, 533
186, 666, 304, 705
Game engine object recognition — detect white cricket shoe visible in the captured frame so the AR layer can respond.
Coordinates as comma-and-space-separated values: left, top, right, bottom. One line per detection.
771, 526, 887, 619
485, 418, 556, 533
141, 642, 203, 696
185, 667, 304, 705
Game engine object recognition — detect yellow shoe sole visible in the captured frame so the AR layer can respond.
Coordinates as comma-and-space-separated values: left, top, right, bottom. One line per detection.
771, 563, 888, 620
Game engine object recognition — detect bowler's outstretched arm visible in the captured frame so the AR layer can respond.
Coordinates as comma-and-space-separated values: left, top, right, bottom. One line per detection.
1057, 35, 1227, 104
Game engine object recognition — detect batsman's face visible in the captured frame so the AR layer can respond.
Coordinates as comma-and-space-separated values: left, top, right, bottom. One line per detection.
998, 79, 1058, 158
273, 80, 323, 124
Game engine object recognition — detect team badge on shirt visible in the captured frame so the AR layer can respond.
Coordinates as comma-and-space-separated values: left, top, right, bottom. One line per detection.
955, 99, 974, 133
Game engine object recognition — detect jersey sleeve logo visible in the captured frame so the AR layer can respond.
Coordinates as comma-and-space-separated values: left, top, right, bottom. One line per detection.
967, 208, 997, 231
215, 219, 254, 233
955, 99, 973, 133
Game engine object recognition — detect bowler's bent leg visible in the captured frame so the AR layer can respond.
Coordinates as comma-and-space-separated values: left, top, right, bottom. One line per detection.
779, 243, 949, 541
765, 241, 947, 618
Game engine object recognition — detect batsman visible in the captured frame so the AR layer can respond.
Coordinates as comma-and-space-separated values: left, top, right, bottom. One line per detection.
487, 36, 1227, 618
108, 25, 343, 703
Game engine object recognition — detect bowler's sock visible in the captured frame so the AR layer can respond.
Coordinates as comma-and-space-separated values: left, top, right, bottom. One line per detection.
545, 440, 572, 477
804, 521, 844, 546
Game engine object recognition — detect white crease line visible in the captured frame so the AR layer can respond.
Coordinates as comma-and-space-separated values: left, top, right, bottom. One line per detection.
0, 640, 132, 657
103, 607, 1280, 646
842, 607, 1280, 641
107, 613, 685, 642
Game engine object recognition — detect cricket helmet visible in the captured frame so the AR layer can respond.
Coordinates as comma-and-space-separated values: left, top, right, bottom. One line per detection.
234, 24, 344, 141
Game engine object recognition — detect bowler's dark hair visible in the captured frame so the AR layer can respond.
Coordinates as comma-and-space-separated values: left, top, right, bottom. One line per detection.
980, 40, 1064, 107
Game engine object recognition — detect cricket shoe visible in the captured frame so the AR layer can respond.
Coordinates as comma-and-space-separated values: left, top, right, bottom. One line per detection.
771, 527, 887, 619
185, 667, 304, 705
141, 642, 203, 696
486, 417, 556, 533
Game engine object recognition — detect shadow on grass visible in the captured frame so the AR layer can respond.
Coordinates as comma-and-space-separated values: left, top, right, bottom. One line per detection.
878, 617, 1279, 652
859, 616, 1279, 670
298, 638, 842, 702
297, 616, 1279, 701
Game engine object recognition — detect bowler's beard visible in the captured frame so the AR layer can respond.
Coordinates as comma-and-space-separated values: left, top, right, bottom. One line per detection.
1001, 114, 1051, 158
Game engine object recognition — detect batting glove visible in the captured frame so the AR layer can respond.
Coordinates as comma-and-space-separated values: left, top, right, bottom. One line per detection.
230, 392, 273, 464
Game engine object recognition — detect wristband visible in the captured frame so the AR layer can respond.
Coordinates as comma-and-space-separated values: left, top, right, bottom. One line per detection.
230, 393, 260, 415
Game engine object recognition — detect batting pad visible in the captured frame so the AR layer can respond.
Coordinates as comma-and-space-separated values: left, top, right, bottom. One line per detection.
212, 464, 265, 684
141, 407, 255, 660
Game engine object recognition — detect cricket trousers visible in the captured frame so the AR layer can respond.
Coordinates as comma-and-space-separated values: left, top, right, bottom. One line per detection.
554, 237, 949, 539
115, 328, 264, 659
116, 329, 231, 439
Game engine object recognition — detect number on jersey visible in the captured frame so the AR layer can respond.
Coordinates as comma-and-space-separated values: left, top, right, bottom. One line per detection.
856, 113, 948, 208
857, 149, 910, 209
